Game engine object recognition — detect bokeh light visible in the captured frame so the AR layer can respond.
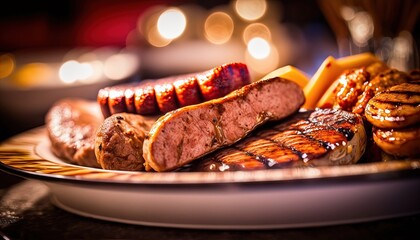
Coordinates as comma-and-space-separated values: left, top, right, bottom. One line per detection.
242, 23, 271, 45
103, 53, 139, 80
0, 54, 15, 79
14, 63, 53, 87
204, 11, 234, 44
148, 24, 172, 47
157, 8, 187, 40
59, 60, 89, 84
235, 0, 267, 21
348, 11, 374, 47
79, 60, 104, 83
245, 42, 279, 76
247, 37, 270, 59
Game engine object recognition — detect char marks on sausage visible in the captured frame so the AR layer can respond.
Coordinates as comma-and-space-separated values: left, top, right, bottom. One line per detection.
98, 63, 250, 117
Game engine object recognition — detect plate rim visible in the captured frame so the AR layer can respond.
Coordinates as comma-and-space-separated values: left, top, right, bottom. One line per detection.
1, 127, 419, 187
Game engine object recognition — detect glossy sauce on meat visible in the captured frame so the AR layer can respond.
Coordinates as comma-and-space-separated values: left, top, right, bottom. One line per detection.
191, 109, 366, 172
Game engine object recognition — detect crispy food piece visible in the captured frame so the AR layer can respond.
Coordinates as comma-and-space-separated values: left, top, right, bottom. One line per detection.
373, 126, 420, 158
143, 77, 305, 172
193, 109, 366, 171
303, 53, 382, 109
95, 113, 158, 171
45, 99, 103, 168
97, 63, 250, 117
352, 69, 412, 114
365, 82, 420, 129
317, 61, 389, 108
321, 67, 411, 114
334, 68, 371, 112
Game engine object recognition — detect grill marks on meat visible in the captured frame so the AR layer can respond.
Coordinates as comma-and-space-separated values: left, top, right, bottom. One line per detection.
143, 77, 305, 172
365, 81, 420, 129
192, 109, 366, 172
365, 81, 420, 157
98, 63, 250, 117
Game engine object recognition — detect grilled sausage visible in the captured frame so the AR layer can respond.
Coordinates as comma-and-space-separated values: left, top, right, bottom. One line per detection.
143, 77, 305, 172
192, 109, 367, 171
365, 81, 420, 129
45, 99, 103, 168
97, 63, 250, 117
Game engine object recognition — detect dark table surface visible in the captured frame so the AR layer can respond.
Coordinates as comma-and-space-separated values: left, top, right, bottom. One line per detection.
1, 171, 420, 240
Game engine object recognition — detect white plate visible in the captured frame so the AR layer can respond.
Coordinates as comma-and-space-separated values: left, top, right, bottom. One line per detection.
1, 127, 420, 229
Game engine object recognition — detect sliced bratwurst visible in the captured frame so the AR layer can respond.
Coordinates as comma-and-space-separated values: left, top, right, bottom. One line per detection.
143, 77, 305, 172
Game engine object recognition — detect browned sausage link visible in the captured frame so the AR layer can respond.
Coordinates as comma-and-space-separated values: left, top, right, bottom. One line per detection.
97, 88, 111, 118
173, 76, 203, 107
97, 63, 250, 117
108, 87, 128, 115
197, 63, 250, 101
154, 82, 179, 113
124, 88, 136, 113
134, 84, 159, 115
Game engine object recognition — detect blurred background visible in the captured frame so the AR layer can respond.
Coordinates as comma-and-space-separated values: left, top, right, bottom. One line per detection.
0, 0, 418, 141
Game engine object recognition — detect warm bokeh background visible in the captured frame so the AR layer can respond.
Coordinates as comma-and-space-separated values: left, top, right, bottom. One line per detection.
0, 0, 418, 142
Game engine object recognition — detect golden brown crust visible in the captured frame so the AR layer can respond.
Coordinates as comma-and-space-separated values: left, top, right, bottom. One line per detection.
97, 63, 250, 117
365, 82, 420, 129
45, 98, 103, 168
94, 113, 158, 171
373, 126, 420, 158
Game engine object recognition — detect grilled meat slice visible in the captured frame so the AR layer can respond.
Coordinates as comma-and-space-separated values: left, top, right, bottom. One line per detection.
45, 99, 103, 168
365, 81, 420, 129
143, 77, 305, 172
97, 63, 250, 117
373, 126, 420, 158
192, 109, 366, 172
95, 113, 158, 171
